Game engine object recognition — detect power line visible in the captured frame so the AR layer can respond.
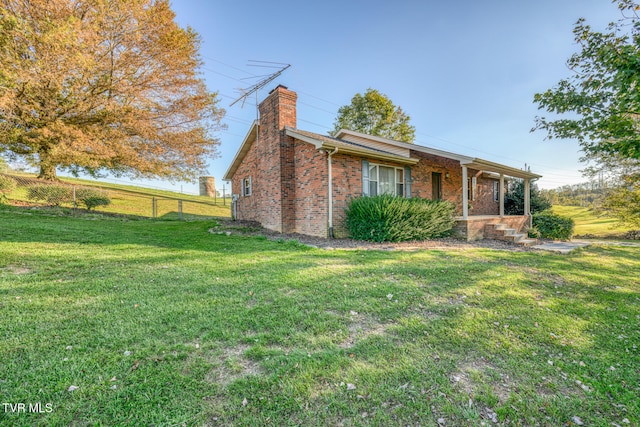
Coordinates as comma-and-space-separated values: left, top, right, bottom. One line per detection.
199, 57, 586, 179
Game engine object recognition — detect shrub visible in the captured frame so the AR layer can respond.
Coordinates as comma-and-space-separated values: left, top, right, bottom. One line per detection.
76, 188, 111, 210
0, 175, 17, 195
532, 211, 575, 240
27, 184, 73, 206
345, 195, 456, 242
527, 226, 540, 239
504, 179, 552, 215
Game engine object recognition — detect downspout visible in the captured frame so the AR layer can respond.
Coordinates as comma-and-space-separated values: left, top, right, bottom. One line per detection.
326, 147, 338, 238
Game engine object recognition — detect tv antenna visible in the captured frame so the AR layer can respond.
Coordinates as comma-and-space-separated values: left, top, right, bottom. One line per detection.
230, 61, 291, 108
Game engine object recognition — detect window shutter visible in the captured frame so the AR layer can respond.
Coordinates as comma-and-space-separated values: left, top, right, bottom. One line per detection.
405, 166, 412, 198
248, 176, 252, 196
362, 160, 370, 196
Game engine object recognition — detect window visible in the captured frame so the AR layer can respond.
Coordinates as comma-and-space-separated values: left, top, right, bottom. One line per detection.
493, 181, 499, 202
368, 164, 405, 197
242, 177, 252, 196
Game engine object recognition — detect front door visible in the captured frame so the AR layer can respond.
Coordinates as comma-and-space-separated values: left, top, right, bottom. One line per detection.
432, 172, 442, 201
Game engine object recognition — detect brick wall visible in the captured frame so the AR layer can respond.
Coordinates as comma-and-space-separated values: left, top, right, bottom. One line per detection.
331, 153, 367, 238
293, 141, 328, 237
409, 151, 463, 213
469, 173, 499, 215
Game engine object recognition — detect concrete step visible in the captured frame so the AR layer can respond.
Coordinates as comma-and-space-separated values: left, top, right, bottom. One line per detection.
518, 238, 539, 247
502, 228, 517, 236
502, 232, 525, 242
485, 223, 537, 246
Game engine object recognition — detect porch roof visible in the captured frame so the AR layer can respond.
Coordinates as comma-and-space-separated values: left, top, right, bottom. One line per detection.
334, 129, 541, 180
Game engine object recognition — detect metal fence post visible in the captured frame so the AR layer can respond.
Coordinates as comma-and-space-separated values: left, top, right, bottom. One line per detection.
178, 200, 183, 221
73, 186, 77, 214
152, 197, 156, 219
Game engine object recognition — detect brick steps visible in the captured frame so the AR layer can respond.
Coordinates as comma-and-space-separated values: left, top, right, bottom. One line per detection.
485, 223, 537, 247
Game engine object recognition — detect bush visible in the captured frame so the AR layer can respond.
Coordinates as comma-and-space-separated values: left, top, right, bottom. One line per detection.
76, 188, 111, 210
27, 184, 73, 206
532, 211, 575, 240
345, 195, 456, 242
0, 175, 17, 195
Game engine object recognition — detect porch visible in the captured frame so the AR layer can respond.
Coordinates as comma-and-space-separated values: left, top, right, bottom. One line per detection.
453, 215, 531, 241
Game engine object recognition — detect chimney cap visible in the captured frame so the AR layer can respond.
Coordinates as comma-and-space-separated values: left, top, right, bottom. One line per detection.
269, 84, 289, 94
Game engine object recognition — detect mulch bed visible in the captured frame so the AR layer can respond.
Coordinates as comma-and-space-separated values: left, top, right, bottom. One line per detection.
214, 219, 541, 252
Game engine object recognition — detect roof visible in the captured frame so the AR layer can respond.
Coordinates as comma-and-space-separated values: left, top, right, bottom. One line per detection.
284, 128, 419, 166
334, 129, 542, 180
224, 125, 541, 181
223, 121, 258, 180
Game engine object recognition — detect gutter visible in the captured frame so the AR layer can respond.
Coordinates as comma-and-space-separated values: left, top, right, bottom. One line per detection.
326, 147, 338, 238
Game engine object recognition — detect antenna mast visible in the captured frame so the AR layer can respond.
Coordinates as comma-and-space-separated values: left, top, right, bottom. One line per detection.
230, 61, 291, 108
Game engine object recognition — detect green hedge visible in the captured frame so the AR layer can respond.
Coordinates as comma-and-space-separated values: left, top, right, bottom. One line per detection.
27, 184, 73, 206
345, 195, 456, 242
532, 211, 575, 240
76, 188, 111, 210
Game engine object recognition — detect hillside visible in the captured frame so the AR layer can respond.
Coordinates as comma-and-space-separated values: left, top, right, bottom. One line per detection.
1, 172, 231, 219
552, 205, 632, 238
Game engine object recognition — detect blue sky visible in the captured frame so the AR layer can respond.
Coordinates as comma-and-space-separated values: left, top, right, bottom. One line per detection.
97, 1, 628, 193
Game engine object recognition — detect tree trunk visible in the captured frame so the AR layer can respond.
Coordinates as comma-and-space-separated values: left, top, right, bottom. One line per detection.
37, 154, 58, 181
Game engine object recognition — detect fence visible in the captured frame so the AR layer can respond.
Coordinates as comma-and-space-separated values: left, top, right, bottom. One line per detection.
0, 173, 231, 220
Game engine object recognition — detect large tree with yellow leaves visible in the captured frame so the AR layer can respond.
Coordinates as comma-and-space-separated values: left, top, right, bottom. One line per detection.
0, 0, 224, 181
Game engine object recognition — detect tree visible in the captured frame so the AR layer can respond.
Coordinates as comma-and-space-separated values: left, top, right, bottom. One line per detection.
0, 0, 224, 181
331, 88, 415, 143
533, 0, 640, 160
504, 179, 551, 215
582, 151, 640, 227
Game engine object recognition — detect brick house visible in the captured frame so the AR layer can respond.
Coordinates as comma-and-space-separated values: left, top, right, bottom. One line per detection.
224, 85, 541, 240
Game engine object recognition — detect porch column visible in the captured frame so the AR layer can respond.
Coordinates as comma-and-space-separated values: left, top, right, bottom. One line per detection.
462, 165, 468, 219
499, 174, 504, 217
524, 178, 531, 218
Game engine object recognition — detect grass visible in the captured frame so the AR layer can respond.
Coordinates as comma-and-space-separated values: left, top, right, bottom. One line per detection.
0, 207, 639, 426
552, 205, 632, 238
2, 172, 231, 219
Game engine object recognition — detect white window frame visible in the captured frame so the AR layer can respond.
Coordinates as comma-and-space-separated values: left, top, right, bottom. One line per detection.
242, 177, 252, 196
368, 163, 405, 197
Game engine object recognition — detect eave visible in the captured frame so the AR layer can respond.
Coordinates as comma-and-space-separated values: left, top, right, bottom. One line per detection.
223, 120, 258, 180
285, 128, 419, 166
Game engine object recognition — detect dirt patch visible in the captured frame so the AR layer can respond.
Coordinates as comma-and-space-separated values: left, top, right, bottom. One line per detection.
205, 344, 262, 386
338, 313, 394, 349
450, 358, 512, 404
2, 265, 31, 275
210, 220, 539, 252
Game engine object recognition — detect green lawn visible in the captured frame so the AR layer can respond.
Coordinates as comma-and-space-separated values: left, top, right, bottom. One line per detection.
1, 207, 638, 426
552, 205, 632, 238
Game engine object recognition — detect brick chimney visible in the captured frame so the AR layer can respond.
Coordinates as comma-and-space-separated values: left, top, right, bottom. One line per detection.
258, 85, 297, 132
254, 85, 298, 233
